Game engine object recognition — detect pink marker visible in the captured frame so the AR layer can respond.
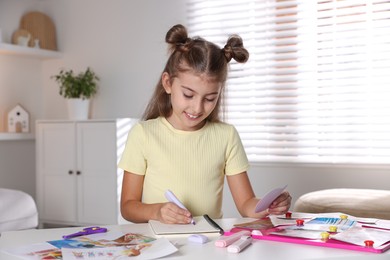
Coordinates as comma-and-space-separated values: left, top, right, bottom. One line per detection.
227, 235, 253, 253
214, 230, 251, 247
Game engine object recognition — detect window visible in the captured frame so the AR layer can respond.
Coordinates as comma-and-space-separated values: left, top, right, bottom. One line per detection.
187, 0, 390, 165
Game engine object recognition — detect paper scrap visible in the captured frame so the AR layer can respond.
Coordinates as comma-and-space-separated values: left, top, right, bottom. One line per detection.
255, 185, 288, 213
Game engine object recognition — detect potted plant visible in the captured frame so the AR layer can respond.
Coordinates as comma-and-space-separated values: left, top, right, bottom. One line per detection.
52, 67, 99, 120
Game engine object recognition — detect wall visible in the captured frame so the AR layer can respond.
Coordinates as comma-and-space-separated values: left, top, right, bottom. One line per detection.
0, 0, 187, 197
0, 1, 45, 130
0, 0, 45, 195
40, 0, 187, 120
1, 0, 187, 123
1, 0, 389, 219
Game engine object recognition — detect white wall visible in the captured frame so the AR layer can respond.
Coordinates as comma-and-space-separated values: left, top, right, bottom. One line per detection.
1, 0, 389, 219
0, 0, 45, 132
0, 0, 187, 196
0, 0, 45, 196
1, 0, 187, 122
40, 0, 187, 120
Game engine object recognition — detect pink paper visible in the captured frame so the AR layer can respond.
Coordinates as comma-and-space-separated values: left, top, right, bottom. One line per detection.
255, 185, 288, 213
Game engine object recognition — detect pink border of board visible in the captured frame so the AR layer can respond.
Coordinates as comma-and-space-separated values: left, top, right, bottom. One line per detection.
225, 229, 390, 254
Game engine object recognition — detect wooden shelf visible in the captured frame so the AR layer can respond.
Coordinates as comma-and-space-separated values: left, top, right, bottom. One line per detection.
0, 133, 35, 141
0, 43, 62, 59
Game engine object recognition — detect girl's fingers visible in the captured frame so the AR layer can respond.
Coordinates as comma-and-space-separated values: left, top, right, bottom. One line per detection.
269, 191, 292, 214
159, 203, 192, 224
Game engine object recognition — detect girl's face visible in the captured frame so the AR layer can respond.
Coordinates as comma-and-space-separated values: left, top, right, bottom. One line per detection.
162, 71, 222, 131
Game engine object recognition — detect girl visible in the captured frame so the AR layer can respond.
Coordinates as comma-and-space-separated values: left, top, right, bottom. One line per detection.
119, 24, 291, 224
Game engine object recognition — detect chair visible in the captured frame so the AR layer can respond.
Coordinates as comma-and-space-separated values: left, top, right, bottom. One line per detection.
0, 188, 38, 233
294, 188, 390, 220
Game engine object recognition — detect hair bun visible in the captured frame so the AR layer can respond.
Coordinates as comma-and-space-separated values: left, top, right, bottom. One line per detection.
223, 35, 249, 63
166, 24, 191, 52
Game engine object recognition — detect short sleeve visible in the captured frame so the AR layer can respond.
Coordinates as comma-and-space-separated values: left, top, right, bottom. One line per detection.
224, 126, 250, 176
118, 123, 147, 175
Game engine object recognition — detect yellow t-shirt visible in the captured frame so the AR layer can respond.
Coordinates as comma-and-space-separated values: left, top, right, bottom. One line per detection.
118, 117, 249, 218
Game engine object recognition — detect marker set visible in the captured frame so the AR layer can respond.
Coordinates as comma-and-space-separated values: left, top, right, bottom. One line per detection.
214, 230, 253, 253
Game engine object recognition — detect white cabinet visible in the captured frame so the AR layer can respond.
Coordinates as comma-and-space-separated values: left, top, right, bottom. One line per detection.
36, 119, 137, 226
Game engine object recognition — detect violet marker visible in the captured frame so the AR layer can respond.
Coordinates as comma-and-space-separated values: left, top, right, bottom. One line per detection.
165, 190, 196, 225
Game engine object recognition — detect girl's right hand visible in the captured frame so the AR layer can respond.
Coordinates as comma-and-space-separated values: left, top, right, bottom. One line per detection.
157, 202, 193, 224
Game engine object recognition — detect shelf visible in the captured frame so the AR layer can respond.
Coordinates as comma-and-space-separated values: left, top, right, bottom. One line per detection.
0, 133, 35, 141
0, 43, 62, 59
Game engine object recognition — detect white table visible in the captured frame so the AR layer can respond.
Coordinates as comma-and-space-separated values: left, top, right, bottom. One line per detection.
0, 218, 389, 260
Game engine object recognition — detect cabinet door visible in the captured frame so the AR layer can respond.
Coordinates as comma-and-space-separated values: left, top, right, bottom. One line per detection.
76, 122, 117, 224
36, 123, 77, 223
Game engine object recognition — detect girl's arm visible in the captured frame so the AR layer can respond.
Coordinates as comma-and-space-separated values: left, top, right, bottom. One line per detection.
227, 172, 291, 218
120, 171, 192, 224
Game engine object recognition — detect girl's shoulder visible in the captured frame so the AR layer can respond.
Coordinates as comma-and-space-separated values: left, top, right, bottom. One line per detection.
208, 120, 234, 128
127, 118, 164, 140
204, 121, 242, 144
134, 117, 166, 132
206, 121, 238, 134
137, 117, 161, 127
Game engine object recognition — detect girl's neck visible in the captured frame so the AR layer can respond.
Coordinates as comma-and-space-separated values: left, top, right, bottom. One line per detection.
164, 116, 207, 132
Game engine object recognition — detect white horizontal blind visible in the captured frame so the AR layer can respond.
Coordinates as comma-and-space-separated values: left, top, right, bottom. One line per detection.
187, 0, 390, 165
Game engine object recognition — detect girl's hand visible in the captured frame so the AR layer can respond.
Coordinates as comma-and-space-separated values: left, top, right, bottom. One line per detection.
157, 202, 193, 224
268, 191, 292, 215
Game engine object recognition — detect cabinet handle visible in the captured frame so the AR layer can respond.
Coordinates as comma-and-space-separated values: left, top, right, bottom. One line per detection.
77, 171, 81, 175
68, 170, 73, 175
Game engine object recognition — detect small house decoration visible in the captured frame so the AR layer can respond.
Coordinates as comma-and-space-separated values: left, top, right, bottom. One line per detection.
7, 104, 29, 133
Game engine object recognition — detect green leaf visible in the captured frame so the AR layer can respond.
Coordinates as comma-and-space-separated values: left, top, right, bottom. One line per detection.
52, 67, 99, 99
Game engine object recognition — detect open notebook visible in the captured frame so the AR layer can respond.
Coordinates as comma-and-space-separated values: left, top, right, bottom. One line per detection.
148, 216, 220, 236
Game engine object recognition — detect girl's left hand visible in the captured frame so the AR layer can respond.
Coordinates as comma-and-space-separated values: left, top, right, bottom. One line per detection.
268, 191, 292, 215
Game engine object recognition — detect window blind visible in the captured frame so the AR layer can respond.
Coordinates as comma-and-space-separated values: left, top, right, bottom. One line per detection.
187, 0, 390, 165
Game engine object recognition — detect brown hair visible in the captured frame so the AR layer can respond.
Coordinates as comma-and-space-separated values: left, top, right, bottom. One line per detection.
142, 24, 249, 122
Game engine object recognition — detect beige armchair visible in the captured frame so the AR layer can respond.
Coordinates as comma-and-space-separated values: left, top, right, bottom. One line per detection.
294, 188, 390, 220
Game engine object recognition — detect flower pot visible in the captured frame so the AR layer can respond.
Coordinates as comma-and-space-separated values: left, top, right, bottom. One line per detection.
67, 98, 90, 120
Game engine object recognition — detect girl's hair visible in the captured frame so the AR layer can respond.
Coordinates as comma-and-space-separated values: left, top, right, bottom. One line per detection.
142, 24, 249, 122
